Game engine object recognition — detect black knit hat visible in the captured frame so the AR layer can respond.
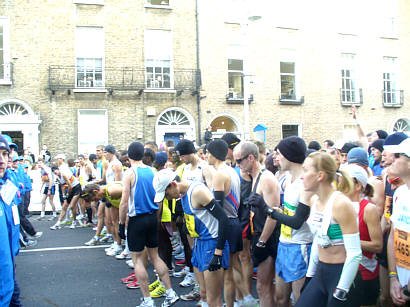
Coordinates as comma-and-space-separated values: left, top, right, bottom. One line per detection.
221, 133, 241, 150
376, 130, 388, 140
175, 139, 196, 156
128, 142, 144, 161
340, 142, 358, 154
277, 136, 306, 164
370, 139, 385, 153
207, 139, 228, 161
308, 141, 321, 151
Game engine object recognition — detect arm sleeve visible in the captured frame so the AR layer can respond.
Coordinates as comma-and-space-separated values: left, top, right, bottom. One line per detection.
337, 233, 362, 292
214, 191, 225, 207
270, 202, 310, 229
204, 199, 229, 250
306, 236, 319, 277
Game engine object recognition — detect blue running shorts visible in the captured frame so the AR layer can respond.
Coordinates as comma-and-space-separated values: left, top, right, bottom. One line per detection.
276, 241, 311, 283
191, 238, 230, 272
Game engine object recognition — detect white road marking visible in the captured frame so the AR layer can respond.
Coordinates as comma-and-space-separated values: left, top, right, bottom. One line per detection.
20, 245, 111, 253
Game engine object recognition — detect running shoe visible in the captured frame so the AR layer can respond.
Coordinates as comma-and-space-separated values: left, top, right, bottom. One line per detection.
150, 284, 166, 298
30, 232, 43, 239
101, 226, 107, 235
173, 266, 189, 278
175, 259, 185, 267
69, 220, 78, 229
121, 272, 136, 284
252, 272, 257, 280
172, 245, 183, 255
149, 279, 161, 292
161, 290, 179, 307
50, 224, 61, 230
84, 236, 100, 246
106, 245, 122, 256
136, 298, 154, 307
242, 297, 259, 307
180, 287, 200, 301
60, 219, 72, 225
174, 252, 185, 260
179, 272, 195, 287
126, 280, 140, 289
115, 249, 131, 260
22, 239, 37, 248
126, 259, 134, 268
100, 234, 113, 243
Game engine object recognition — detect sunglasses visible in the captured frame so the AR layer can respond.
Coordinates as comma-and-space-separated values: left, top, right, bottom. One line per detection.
394, 153, 410, 159
236, 155, 249, 165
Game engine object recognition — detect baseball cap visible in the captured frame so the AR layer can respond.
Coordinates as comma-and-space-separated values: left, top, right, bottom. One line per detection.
389, 138, 410, 157
383, 132, 409, 153
221, 133, 241, 150
12, 156, 19, 162
0, 135, 10, 152
104, 145, 116, 155
55, 153, 66, 160
154, 151, 168, 167
152, 169, 177, 203
344, 164, 368, 188
347, 147, 369, 167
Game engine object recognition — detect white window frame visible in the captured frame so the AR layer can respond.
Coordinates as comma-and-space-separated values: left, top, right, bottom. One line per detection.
280, 49, 300, 101
145, 0, 172, 9
77, 109, 108, 155
281, 123, 302, 139
383, 56, 399, 105
75, 26, 105, 90
228, 59, 244, 100
0, 17, 11, 85
341, 53, 359, 104
144, 29, 173, 90
379, 0, 398, 39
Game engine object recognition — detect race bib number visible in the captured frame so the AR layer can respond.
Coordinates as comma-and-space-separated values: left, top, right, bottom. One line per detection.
394, 228, 410, 270
281, 206, 295, 239
184, 213, 199, 238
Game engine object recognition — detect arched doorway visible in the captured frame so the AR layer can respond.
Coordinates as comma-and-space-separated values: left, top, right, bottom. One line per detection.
155, 107, 195, 146
208, 114, 242, 139
0, 99, 42, 155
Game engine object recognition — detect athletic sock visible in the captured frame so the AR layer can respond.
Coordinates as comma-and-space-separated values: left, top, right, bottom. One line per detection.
165, 288, 175, 296
55, 220, 61, 226
53, 211, 57, 217
40, 211, 45, 217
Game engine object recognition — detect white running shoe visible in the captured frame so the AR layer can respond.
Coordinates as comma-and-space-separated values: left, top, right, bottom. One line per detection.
161, 290, 179, 307
126, 259, 134, 268
179, 272, 195, 287
173, 266, 189, 278
104, 243, 115, 252
30, 232, 43, 239
85, 236, 100, 246
115, 249, 131, 260
136, 298, 154, 307
106, 245, 123, 256
50, 224, 61, 230
69, 220, 78, 229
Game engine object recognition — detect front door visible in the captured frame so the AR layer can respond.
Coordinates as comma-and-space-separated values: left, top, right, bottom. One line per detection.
164, 132, 184, 146
2, 131, 23, 155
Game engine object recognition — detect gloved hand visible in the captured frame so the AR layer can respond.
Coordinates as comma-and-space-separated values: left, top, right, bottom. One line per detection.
208, 255, 222, 271
248, 193, 269, 213
118, 223, 126, 240
252, 243, 270, 263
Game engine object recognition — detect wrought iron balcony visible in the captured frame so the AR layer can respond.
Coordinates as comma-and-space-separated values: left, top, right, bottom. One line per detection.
382, 90, 403, 108
279, 95, 304, 105
340, 88, 363, 106
226, 93, 254, 104
0, 62, 13, 84
48, 65, 200, 93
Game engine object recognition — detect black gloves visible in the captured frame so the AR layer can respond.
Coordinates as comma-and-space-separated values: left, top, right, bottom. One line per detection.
118, 223, 126, 240
208, 255, 222, 271
248, 193, 269, 213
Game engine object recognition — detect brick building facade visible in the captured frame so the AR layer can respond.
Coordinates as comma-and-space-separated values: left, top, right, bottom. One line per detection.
0, 0, 409, 157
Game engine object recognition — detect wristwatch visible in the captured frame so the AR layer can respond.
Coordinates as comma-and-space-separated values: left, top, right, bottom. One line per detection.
266, 207, 275, 218
333, 288, 348, 301
402, 285, 410, 297
257, 240, 266, 248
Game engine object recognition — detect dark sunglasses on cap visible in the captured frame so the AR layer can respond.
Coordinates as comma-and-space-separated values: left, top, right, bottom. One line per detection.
394, 153, 410, 159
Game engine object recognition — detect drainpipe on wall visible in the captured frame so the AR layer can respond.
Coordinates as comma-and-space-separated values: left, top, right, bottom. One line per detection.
195, 0, 202, 145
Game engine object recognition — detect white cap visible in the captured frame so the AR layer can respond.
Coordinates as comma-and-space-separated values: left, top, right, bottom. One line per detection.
390, 138, 410, 157
55, 153, 66, 160
344, 164, 368, 188
152, 168, 177, 203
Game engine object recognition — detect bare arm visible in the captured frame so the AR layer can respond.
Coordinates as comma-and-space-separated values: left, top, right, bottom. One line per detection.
258, 174, 280, 243
113, 162, 122, 181
368, 177, 385, 217
361, 203, 383, 253
352, 105, 369, 150
333, 196, 358, 234
119, 171, 132, 224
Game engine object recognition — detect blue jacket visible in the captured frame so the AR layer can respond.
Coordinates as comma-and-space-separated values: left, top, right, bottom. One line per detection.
0, 176, 20, 306
6, 170, 22, 205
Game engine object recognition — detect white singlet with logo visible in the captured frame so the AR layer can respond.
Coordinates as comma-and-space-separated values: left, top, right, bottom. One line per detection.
182, 160, 207, 183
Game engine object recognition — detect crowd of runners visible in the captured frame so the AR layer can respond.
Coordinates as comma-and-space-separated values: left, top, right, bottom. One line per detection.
1, 107, 410, 307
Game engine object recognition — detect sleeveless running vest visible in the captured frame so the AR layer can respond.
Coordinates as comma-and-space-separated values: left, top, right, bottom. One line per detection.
219, 165, 240, 219
128, 166, 157, 216
181, 181, 218, 240
280, 177, 313, 244
307, 191, 344, 248
106, 159, 123, 183
104, 182, 122, 208
96, 159, 105, 181
356, 199, 379, 280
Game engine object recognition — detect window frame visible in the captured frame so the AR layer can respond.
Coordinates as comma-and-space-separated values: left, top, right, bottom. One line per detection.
228, 58, 244, 100
144, 29, 174, 90
281, 123, 302, 139
145, 0, 172, 9
340, 53, 360, 105
382, 56, 399, 106
0, 17, 11, 85
279, 49, 302, 103
77, 109, 108, 155
75, 26, 105, 90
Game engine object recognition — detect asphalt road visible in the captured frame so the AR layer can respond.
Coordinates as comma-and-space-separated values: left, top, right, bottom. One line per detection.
15, 217, 258, 307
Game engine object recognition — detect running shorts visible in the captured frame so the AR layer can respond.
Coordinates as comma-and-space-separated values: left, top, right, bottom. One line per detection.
43, 185, 56, 195
66, 184, 81, 203
226, 218, 243, 253
191, 238, 230, 272
127, 213, 158, 252
276, 241, 311, 283
349, 273, 379, 306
